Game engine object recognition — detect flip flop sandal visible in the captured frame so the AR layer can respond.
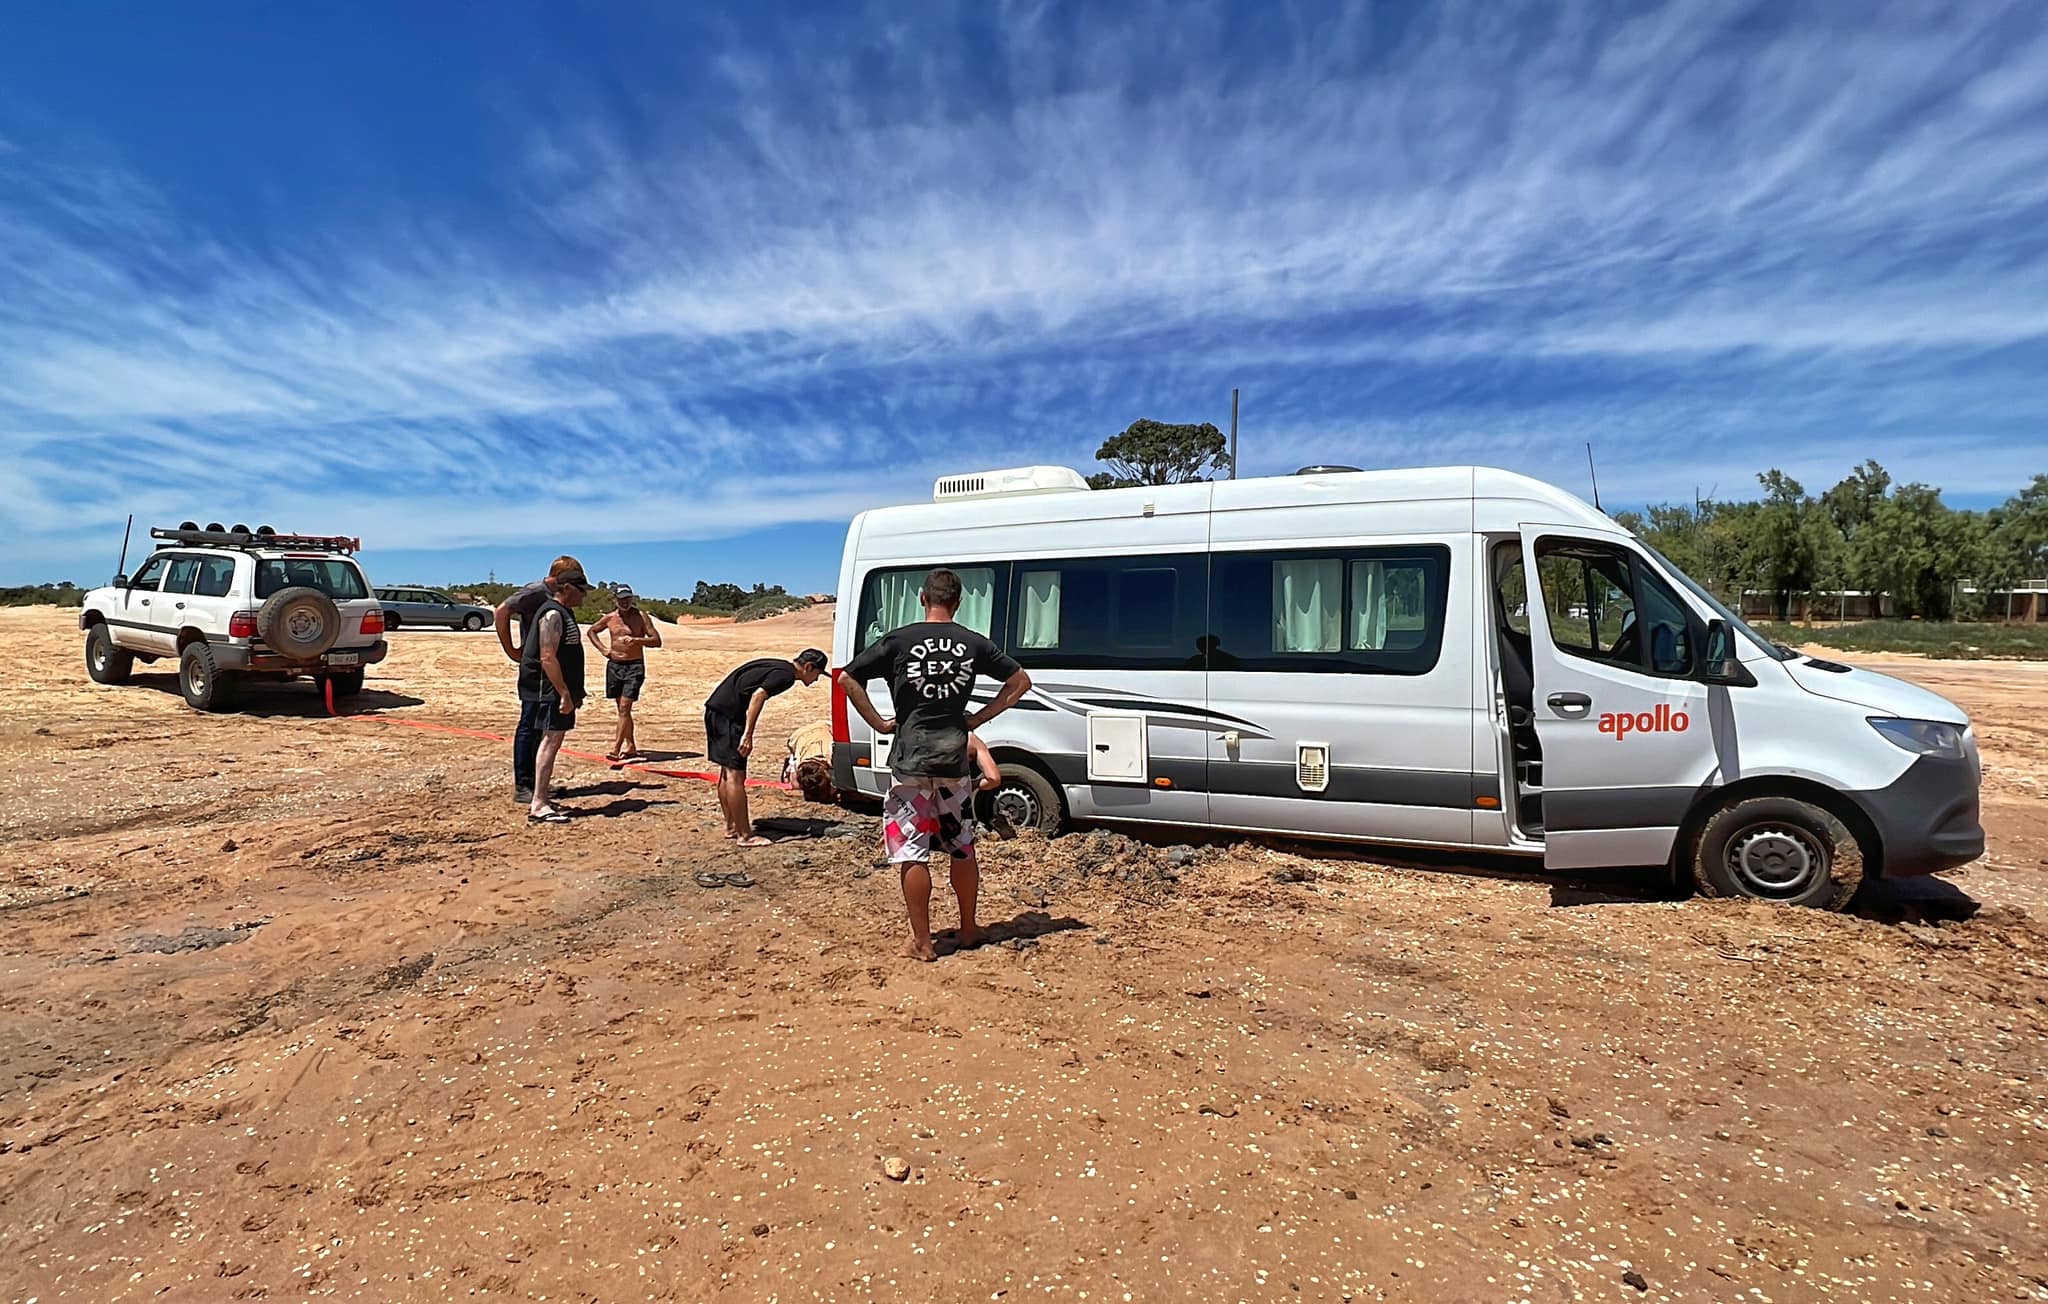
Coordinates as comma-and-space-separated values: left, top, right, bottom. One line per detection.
693, 871, 725, 889
722, 872, 756, 889
527, 809, 571, 824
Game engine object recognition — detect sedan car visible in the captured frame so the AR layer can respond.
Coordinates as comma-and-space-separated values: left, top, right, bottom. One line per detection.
375, 586, 492, 631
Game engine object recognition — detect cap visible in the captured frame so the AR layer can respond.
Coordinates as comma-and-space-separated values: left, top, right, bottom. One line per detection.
795, 648, 828, 670
614, 584, 636, 601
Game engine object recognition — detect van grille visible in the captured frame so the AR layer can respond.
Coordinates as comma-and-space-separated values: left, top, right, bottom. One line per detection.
1296, 744, 1330, 793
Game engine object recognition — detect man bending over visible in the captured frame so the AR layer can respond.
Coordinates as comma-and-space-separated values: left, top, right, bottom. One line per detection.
837, 568, 1032, 962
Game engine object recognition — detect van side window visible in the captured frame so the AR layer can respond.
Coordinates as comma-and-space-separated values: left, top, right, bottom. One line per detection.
1533, 539, 1693, 675
163, 556, 202, 595
128, 555, 171, 590
1005, 554, 1206, 671
856, 566, 1003, 652
1210, 546, 1450, 675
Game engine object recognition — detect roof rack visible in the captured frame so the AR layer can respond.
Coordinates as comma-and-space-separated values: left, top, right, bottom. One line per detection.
149, 526, 362, 554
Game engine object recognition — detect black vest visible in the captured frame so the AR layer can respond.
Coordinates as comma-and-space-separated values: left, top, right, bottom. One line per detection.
518, 598, 585, 703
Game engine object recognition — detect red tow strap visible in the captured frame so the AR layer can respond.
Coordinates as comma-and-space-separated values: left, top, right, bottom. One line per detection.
321, 687, 791, 790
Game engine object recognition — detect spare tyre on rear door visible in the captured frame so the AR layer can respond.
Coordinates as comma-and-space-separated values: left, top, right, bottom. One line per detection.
257, 586, 341, 660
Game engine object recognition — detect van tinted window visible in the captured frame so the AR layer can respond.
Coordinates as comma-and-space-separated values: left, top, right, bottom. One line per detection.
856, 565, 1004, 653
1007, 554, 1207, 671
1209, 546, 1450, 674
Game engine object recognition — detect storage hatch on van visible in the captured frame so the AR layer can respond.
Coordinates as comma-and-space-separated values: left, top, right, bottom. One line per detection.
1087, 712, 1148, 784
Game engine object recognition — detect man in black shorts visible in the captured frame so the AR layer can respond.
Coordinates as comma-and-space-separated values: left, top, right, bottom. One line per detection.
705, 648, 829, 845
588, 584, 662, 763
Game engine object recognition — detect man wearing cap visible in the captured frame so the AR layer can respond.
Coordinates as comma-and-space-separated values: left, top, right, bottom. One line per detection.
520, 567, 592, 824
704, 649, 829, 846
588, 584, 663, 764
495, 556, 586, 805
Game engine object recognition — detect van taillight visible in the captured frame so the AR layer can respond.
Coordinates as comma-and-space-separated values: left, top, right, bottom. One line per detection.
830, 670, 850, 743
360, 609, 384, 636
229, 612, 257, 638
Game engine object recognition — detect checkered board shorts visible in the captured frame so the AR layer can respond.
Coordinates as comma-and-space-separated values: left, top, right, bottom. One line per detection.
883, 776, 976, 863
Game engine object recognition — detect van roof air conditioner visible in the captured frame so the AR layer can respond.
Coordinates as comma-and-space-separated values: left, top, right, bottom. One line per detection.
932, 465, 1093, 502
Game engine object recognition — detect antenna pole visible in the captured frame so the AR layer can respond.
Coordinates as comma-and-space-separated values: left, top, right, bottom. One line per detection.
115, 513, 134, 582
1229, 388, 1240, 479
1585, 442, 1602, 511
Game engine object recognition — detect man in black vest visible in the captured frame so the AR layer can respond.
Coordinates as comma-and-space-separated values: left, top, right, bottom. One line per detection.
519, 568, 591, 823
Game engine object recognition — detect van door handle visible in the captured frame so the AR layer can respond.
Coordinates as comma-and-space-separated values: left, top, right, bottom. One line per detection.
175, 602, 185, 609
1546, 692, 1592, 718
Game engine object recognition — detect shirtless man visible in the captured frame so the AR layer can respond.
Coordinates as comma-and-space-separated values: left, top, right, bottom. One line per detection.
587, 584, 662, 763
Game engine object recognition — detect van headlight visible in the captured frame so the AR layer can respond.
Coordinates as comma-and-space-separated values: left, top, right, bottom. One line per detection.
1868, 717, 1967, 760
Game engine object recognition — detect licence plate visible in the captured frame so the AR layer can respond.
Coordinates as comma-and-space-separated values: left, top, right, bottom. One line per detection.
327, 652, 360, 666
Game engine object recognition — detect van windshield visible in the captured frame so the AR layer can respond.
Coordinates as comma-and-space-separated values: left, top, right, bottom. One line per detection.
257, 559, 368, 600
1638, 544, 1794, 661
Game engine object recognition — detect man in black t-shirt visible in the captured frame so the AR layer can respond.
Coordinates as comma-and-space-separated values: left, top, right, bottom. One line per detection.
838, 568, 1032, 963
705, 649, 829, 845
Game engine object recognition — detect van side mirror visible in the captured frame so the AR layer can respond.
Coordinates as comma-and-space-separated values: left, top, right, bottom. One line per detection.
1701, 619, 1754, 686
113, 574, 130, 588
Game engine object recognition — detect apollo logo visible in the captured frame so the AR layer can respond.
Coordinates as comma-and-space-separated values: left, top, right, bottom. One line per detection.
1598, 704, 1690, 740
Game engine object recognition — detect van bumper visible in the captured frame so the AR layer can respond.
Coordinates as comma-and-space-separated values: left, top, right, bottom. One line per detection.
1845, 753, 1984, 878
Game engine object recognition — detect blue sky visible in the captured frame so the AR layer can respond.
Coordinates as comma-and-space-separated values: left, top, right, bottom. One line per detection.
3, 1, 2045, 596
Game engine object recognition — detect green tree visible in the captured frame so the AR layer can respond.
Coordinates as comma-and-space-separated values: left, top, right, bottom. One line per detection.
1749, 471, 1840, 619
1856, 483, 1972, 618
1088, 418, 1231, 489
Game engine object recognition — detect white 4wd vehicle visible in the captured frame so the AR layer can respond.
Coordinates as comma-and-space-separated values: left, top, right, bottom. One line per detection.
80, 525, 388, 711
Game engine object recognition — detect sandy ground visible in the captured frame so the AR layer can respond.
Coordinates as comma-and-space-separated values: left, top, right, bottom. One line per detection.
1, 606, 2044, 1303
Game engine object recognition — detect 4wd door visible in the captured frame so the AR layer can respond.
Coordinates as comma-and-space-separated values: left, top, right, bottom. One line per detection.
116, 553, 176, 654
1518, 531, 1717, 870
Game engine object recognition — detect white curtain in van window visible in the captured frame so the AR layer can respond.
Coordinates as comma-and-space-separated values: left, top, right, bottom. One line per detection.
1349, 560, 1387, 650
955, 569, 996, 636
1018, 570, 1061, 648
1272, 560, 1341, 652
865, 571, 925, 646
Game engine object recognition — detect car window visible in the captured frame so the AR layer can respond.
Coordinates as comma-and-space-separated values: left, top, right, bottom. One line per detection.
163, 556, 203, 595
193, 556, 236, 598
129, 555, 171, 590
256, 559, 368, 600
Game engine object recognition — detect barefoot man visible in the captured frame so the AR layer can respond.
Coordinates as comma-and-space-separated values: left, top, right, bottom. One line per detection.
588, 584, 662, 763
495, 555, 585, 806
705, 648, 830, 845
836, 568, 1031, 962
520, 566, 591, 823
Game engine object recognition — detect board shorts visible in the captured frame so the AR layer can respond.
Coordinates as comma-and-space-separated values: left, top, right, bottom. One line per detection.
606, 658, 647, 701
883, 776, 976, 863
705, 707, 748, 771
535, 698, 575, 733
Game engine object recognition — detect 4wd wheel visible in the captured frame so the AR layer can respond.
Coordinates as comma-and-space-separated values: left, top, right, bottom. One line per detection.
259, 586, 342, 658
383, 611, 402, 631
462, 612, 485, 631
983, 763, 1066, 838
1689, 796, 1863, 910
179, 642, 238, 712
85, 625, 134, 684
326, 669, 365, 698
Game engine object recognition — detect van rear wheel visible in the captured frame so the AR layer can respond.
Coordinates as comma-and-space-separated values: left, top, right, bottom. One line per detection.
1689, 796, 1863, 910
985, 763, 1066, 838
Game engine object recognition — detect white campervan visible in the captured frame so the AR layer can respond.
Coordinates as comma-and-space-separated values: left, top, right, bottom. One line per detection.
828, 465, 1984, 909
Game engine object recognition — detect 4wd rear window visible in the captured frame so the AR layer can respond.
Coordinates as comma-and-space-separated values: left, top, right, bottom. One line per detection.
257, 559, 368, 600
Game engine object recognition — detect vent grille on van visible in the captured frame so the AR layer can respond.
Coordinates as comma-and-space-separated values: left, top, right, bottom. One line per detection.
1296, 743, 1330, 794
932, 466, 1092, 501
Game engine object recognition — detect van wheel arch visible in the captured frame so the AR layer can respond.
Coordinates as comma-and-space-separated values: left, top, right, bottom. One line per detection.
1678, 777, 1880, 907
983, 748, 1069, 837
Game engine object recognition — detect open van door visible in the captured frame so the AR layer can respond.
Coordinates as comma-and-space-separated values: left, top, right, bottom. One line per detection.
1517, 530, 1718, 871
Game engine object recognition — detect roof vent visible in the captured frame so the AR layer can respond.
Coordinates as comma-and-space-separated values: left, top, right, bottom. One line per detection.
933, 465, 1092, 502
1295, 465, 1362, 475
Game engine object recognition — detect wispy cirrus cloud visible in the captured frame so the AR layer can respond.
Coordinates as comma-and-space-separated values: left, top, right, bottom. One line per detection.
2, 0, 2045, 583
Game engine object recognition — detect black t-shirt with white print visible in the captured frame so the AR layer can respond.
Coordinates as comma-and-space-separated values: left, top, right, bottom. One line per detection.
842, 621, 1021, 779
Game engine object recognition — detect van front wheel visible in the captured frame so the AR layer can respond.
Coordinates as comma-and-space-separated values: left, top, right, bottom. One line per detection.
985, 763, 1066, 838
1689, 796, 1863, 910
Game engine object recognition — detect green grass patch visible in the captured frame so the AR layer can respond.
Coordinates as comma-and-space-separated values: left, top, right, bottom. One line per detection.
1756, 619, 2048, 660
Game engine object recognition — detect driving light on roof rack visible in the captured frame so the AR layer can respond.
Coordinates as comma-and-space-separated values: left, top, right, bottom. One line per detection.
205, 521, 225, 533
230, 523, 249, 534
256, 524, 276, 536
179, 520, 199, 532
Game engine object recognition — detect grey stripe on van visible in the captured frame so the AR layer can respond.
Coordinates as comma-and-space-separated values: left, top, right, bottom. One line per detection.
1545, 786, 1698, 832
1033, 753, 1488, 810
